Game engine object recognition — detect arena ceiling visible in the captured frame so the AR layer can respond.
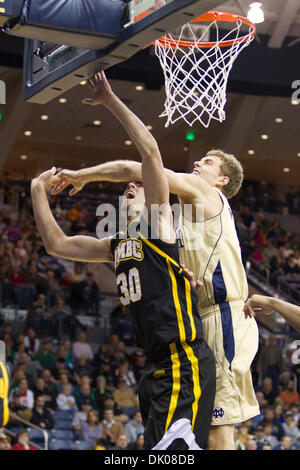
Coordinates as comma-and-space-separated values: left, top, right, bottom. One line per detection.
0, 0, 300, 188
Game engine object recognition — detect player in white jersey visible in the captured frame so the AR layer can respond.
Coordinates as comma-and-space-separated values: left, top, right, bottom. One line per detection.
52, 80, 259, 451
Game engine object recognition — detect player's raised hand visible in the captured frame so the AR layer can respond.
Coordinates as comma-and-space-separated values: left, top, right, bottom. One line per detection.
244, 294, 274, 319
50, 169, 85, 196
82, 71, 113, 106
180, 264, 203, 291
32, 167, 60, 191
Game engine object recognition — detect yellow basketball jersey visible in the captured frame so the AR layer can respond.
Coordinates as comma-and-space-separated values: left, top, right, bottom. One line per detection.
178, 189, 248, 314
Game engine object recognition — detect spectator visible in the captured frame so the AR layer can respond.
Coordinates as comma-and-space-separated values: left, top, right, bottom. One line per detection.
92, 343, 110, 370
245, 437, 258, 450
261, 443, 272, 450
34, 339, 57, 371
128, 433, 144, 450
11, 378, 34, 409
100, 408, 125, 445
60, 338, 75, 365
74, 356, 94, 380
114, 359, 137, 390
257, 378, 278, 406
7, 390, 32, 427
25, 294, 52, 333
262, 423, 279, 448
50, 358, 70, 383
56, 383, 78, 411
30, 395, 54, 430
273, 403, 285, 424
15, 351, 39, 389
72, 399, 94, 433
282, 411, 300, 445
280, 380, 300, 407
0, 436, 12, 450
112, 378, 139, 417
94, 358, 115, 389
10, 264, 25, 285
24, 262, 44, 289
74, 379, 97, 410
33, 377, 56, 410
124, 410, 145, 444
78, 271, 102, 316
93, 375, 113, 411
274, 435, 293, 451
131, 350, 147, 384
72, 332, 93, 362
236, 423, 253, 448
54, 371, 73, 396
114, 433, 129, 451
40, 369, 57, 398
253, 425, 268, 450
80, 409, 103, 446
24, 328, 40, 356
51, 293, 81, 340
257, 334, 283, 391
12, 430, 37, 450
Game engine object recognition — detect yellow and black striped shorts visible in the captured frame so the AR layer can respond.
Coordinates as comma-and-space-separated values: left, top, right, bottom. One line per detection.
139, 339, 216, 450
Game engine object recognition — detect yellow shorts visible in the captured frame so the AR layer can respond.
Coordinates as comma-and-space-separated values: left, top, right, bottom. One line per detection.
200, 300, 260, 426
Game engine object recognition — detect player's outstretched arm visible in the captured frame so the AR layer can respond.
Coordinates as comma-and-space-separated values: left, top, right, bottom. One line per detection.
244, 294, 300, 333
31, 168, 113, 263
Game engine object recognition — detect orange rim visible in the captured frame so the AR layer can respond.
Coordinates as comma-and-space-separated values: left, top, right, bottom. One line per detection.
152, 10, 256, 49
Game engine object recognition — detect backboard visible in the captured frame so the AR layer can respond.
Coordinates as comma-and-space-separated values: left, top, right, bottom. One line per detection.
21, 0, 222, 104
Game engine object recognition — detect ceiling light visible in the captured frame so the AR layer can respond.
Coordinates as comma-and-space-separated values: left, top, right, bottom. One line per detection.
275, 118, 283, 123
59, 98, 67, 103
135, 85, 144, 91
125, 140, 132, 146
75, 136, 83, 141
93, 120, 102, 126
297, 153, 300, 158
283, 168, 290, 173
261, 134, 269, 140
184, 146, 189, 152
80, 163, 86, 168
248, 150, 255, 155
24, 131, 32, 136
291, 99, 299, 105
41, 115, 49, 121
20, 155, 28, 160
80, 80, 87, 85
247, 2, 264, 24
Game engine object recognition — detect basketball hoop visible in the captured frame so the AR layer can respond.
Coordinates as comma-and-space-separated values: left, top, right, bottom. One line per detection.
153, 11, 256, 128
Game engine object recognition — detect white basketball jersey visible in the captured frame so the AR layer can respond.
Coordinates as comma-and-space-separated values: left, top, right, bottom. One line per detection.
178, 189, 248, 315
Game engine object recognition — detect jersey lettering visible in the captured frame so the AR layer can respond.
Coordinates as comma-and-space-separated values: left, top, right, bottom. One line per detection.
114, 239, 144, 267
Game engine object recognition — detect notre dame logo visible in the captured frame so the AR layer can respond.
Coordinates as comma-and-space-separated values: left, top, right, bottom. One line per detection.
212, 408, 225, 419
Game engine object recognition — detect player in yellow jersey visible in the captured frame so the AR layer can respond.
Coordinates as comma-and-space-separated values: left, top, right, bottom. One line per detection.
52, 76, 259, 451
31, 72, 215, 450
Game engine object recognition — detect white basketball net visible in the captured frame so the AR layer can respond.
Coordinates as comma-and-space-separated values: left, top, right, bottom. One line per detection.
155, 18, 255, 128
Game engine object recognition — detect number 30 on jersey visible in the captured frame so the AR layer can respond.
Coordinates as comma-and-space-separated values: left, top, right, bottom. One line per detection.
116, 268, 142, 305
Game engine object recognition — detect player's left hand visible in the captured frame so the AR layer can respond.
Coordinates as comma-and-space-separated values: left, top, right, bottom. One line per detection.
243, 294, 274, 319
82, 71, 113, 106
180, 264, 203, 291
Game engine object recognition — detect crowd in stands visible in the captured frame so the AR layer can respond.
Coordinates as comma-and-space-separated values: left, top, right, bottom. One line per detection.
0, 323, 147, 450
233, 183, 300, 302
0, 178, 299, 450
